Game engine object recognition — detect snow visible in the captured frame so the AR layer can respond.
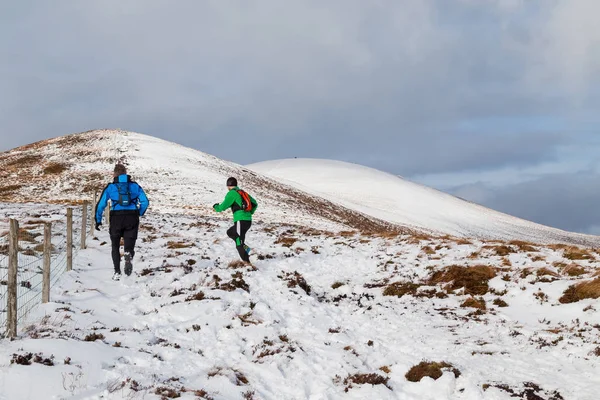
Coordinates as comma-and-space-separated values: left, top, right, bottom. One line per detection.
1, 131, 599, 399
248, 158, 600, 245
1, 208, 599, 399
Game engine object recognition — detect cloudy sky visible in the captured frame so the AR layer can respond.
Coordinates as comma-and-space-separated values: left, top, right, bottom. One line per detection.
1, 1, 600, 234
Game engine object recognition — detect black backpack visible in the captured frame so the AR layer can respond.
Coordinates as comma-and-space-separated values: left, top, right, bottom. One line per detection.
116, 182, 132, 207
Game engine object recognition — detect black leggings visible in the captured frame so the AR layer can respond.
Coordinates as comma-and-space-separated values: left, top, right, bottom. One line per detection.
226, 220, 252, 262
109, 213, 139, 272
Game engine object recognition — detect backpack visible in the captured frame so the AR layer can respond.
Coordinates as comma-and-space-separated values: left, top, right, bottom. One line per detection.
237, 190, 254, 212
116, 182, 132, 207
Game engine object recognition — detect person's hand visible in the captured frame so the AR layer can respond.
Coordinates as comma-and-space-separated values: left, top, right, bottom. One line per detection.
213, 203, 219, 211
95, 222, 102, 231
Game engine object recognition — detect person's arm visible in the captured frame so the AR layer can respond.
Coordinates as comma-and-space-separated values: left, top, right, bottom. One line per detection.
214, 191, 236, 212
94, 185, 110, 225
137, 185, 149, 216
250, 194, 258, 215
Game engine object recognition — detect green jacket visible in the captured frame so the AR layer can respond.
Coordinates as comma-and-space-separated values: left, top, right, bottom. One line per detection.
213, 187, 258, 222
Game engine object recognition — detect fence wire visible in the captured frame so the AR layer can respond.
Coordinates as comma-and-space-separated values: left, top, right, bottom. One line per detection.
0, 232, 8, 334
1, 203, 91, 337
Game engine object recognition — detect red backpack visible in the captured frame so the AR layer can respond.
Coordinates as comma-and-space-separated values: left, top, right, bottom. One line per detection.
237, 190, 254, 212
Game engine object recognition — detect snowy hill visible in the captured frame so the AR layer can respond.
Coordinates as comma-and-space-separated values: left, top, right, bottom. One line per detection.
1, 132, 600, 399
249, 159, 600, 245
1, 205, 599, 399
0, 130, 396, 233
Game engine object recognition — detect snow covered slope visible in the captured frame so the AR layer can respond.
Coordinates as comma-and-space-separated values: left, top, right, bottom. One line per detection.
249, 159, 600, 245
1, 206, 599, 399
0, 130, 395, 233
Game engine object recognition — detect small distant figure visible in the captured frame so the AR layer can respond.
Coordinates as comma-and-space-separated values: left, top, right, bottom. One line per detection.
213, 177, 258, 263
95, 164, 149, 280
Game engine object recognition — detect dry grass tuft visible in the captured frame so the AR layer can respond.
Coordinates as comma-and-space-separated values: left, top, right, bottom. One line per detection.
563, 247, 595, 261
536, 267, 558, 277
559, 277, 600, 304
493, 298, 508, 307
275, 236, 298, 248
331, 281, 345, 289
342, 373, 391, 392
508, 240, 538, 252
421, 245, 436, 255
281, 271, 311, 295
562, 264, 587, 277
383, 281, 420, 297
460, 297, 486, 310
428, 265, 496, 295
43, 162, 69, 175
166, 241, 193, 249
483, 245, 515, 257
405, 361, 461, 382
228, 260, 249, 269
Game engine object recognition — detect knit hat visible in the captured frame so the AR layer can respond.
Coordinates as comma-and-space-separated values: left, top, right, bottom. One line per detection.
226, 177, 238, 187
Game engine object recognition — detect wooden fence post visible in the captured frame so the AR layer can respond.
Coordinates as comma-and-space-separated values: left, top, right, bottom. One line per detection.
7, 218, 18, 338
81, 201, 88, 250
90, 192, 97, 239
104, 200, 110, 226
42, 222, 51, 304
67, 208, 73, 272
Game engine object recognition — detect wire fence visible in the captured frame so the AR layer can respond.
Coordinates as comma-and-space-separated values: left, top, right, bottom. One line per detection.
0, 203, 90, 337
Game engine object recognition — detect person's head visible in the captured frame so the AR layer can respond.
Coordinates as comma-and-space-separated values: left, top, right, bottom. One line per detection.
226, 177, 238, 189
114, 164, 127, 178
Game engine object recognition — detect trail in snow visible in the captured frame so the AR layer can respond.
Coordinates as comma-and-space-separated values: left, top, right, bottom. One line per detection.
1, 210, 599, 400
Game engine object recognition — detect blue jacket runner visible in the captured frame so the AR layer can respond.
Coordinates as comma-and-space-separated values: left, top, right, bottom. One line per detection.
94, 174, 149, 224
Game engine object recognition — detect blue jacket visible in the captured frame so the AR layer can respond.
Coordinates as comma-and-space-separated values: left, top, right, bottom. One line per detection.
94, 174, 149, 224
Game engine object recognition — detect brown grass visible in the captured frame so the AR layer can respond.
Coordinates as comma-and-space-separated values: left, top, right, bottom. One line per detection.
559, 277, 600, 304
536, 267, 558, 277
483, 245, 515, 257
428, 265, 496, 295
228, 260, 249, 269
0, 184, 23, 195
405, 361, 461, 382
508, 240, 538, 252
383, 281, 420, 297
422, 245, 436, 255
281, 271, 311, 295
562, 264, 587, 277
563, 247, 595, 261
342, 373, 391, 391
460, 297, 486, 310
493, 298, 508, 307
166, 241, 193, 249
43, 162, 69, 175
275, 236, 298, 248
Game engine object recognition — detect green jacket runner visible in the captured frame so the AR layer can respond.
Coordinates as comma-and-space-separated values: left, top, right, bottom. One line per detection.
213, 187, 258, 222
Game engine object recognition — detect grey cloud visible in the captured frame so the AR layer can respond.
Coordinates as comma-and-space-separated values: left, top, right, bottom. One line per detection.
448, 172, 600, 234
0, 0, 599, 179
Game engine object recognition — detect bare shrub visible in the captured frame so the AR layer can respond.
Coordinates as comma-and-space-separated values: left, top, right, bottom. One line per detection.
84, 332, 105, 342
